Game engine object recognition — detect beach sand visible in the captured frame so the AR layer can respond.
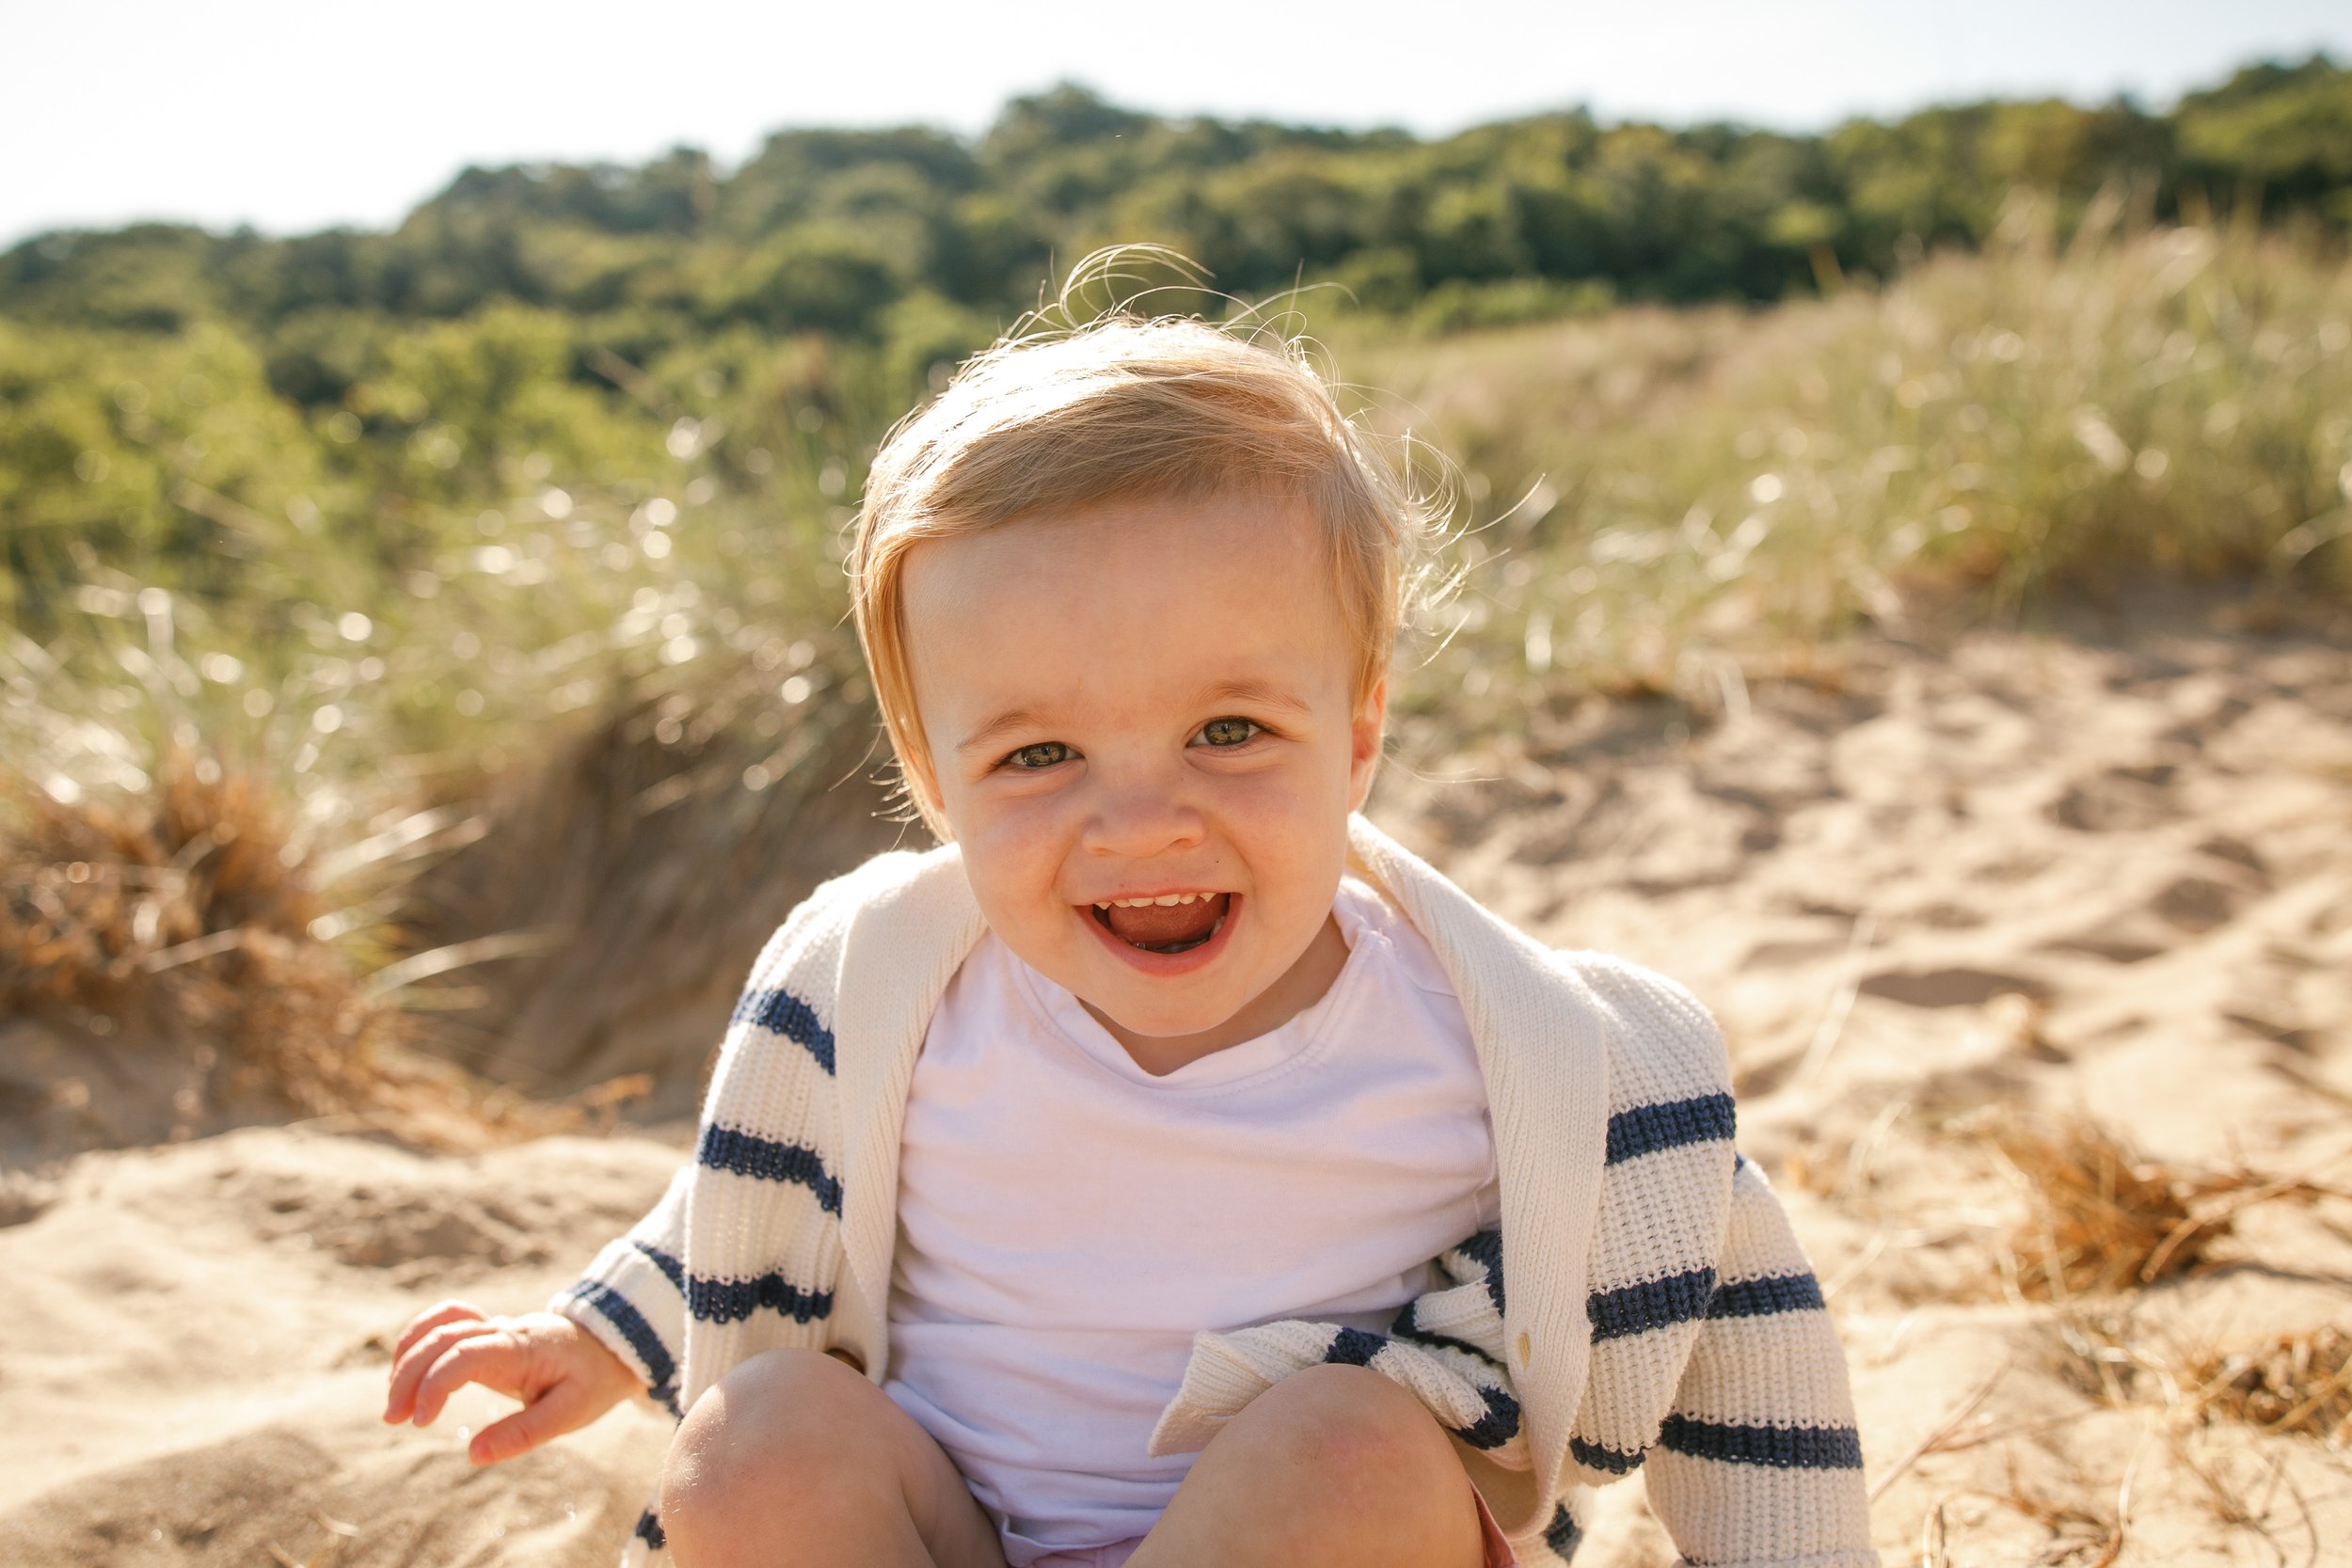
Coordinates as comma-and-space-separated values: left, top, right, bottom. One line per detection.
6, 610, 2348, 1565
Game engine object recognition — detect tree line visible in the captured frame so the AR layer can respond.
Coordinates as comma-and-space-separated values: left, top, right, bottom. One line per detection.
6, 55, 2348, 359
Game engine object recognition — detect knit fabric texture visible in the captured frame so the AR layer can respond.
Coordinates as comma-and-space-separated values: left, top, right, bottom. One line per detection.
551, 815, 1881, 1567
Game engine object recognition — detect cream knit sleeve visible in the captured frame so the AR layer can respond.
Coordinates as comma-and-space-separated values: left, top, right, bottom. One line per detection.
548, 1158, 693, 1422
541, 865, 866, 1433
1641, 1155, 1879, 1568
1562, 954, 1879, 1567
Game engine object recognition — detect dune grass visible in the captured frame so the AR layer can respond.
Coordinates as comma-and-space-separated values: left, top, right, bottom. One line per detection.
1347, 201, 2352, 728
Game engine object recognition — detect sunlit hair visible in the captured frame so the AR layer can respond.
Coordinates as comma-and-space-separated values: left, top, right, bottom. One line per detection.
850, 247, 1448, 837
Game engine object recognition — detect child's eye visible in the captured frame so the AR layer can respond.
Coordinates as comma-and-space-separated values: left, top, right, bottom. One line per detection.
1002, 741, 1073, 770
1194, 718, 1261, 748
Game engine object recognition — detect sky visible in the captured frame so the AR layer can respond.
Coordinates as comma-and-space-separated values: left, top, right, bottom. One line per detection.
6, 0, 2347, 246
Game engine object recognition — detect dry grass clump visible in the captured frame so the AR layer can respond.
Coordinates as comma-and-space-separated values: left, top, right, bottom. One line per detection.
2, 741, 325, 1010
0, 744, 581, 1152
2030, 1310, 2342, 1564
2185, 1327, 2352, 1448
1987, 1118, 2337, 1300
2051, 1309, 2349, 1542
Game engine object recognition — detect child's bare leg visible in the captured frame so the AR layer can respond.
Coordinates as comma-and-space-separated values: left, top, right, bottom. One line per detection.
659, 1348, 1008, 1568
1128, 1363, 1487, 1568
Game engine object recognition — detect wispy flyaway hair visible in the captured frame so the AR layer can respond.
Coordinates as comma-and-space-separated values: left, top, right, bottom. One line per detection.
849, 247, 1447, 834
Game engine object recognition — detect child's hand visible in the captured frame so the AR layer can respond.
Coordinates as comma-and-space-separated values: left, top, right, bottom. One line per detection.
381, 1300, 642, 1465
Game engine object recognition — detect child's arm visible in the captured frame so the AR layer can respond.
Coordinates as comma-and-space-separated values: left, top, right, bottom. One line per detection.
1638, 1154, 1876, 1566
543, 1158, 697, 1420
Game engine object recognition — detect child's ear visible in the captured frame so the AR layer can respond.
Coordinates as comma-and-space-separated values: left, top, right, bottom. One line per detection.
1346, 676, 1389, 811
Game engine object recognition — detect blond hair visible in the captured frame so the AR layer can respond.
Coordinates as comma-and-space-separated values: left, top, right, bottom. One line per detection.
850, 257, 1442, 836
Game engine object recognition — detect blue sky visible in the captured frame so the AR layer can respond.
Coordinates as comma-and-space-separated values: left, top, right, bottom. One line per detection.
5, 0, 2346, 245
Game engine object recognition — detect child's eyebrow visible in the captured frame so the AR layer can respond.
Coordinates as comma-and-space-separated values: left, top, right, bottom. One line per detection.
1196, 677, 1312, 718
957, 706, 1053, 757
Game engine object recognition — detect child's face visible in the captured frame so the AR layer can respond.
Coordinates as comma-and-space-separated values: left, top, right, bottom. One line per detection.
901, 490, 1385, 1046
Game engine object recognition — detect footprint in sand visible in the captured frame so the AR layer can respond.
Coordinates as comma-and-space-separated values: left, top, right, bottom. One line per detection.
2047, 764, 2181, 833
1857, 967, 2055, 1008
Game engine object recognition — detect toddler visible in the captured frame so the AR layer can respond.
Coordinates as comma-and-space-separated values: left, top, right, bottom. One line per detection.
384, 290, 1879, 1568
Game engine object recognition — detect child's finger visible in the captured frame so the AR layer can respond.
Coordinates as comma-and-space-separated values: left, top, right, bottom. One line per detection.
468, 1377, 592, 1465
386, 1318, 496, 1418
410, 1333, 520, 1429
386, 1319, 500, 1423
392, 1299, 486, 1366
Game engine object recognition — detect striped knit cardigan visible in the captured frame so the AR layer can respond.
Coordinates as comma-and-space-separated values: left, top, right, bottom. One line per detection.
552, 814, 1880, 1567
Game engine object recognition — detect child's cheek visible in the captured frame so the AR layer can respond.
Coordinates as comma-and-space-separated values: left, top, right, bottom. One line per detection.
1213, 768, 1354, 920
959, 793, 1073, 911
1216, 758, 1350, 842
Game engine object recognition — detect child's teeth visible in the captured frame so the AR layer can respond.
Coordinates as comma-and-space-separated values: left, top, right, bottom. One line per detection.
1101, 893, 1218, 907
1087, 893, 1223, 907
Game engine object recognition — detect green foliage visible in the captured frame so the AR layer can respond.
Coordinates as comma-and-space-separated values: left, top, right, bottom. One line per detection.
0, 320, 325, 624
2175, 57, 2352, 219
723, 224, 910, 336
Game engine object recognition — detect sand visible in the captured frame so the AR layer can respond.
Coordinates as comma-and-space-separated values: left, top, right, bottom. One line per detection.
6, 610, 2349, 1566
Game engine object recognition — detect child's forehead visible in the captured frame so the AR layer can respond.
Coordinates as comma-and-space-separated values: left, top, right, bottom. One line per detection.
907, 489, 1329, 599
902, 503, 1355, 731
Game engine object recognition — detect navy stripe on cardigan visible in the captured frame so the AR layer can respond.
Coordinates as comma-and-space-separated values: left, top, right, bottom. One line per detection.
635, 1241, 837, 1325
1658, 1414, 1865, 1469
633, 1509, 667, 1550
1453, 1229, 1505, 1314
1605, 1093, 1736, 1164
1388, 1304, 1506, 1371
1544, 1500, 1585, 1559
1586, 1266, 1716, 1341
697, 1123, 843, 1215
690, 1271, 834, 1325
634, 1241, 834, 1326
1570, 1433, 1647, 1475
731, 987, 836, 1075
1707, 1272, 1826, 1319
563, 1279, 682, 1418
1453, 1382, 1522, 1450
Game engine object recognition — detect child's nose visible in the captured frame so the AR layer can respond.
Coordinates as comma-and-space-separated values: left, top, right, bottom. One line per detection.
1080, 777, 1205, 861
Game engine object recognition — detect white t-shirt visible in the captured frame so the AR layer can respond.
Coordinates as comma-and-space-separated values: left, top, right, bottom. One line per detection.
882, 877, 1502, 1563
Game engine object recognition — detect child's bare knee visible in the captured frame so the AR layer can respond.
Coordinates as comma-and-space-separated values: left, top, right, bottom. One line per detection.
1223, 1363, 1464, 1507
659, 1348, 891, 1558
1146, 1364, 1483, 1564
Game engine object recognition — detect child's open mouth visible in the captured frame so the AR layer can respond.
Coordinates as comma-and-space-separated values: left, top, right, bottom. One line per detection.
1089, 892, 1232, 955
